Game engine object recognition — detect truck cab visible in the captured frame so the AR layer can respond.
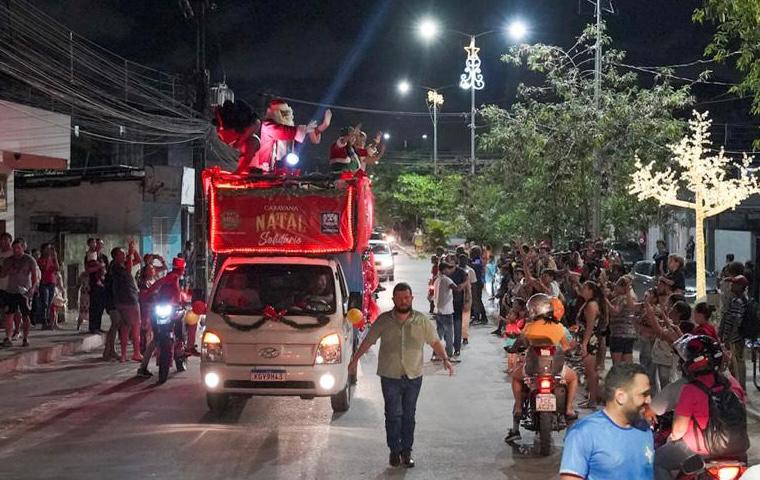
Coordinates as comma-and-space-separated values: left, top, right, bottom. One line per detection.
202, 255, 353, 415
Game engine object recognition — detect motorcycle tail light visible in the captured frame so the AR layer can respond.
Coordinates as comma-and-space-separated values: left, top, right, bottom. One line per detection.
538, 376, 553, 394
711, 466, 743, 480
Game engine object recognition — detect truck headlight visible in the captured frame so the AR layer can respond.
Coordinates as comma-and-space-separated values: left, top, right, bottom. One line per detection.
202, 331, 223, 362
315, 333, 341, 365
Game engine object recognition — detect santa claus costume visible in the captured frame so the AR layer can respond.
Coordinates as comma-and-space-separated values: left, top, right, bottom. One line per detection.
247, 99, 331, 175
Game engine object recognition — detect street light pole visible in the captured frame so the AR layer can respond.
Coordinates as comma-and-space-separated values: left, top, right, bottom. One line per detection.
426, 89, 444, 176
591, 0, 603, 238
460, 36, 484, 176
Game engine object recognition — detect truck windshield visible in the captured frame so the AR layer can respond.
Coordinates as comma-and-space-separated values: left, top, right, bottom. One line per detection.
212, 264, 336, 316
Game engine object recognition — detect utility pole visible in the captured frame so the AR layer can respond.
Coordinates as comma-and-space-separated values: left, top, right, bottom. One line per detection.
427, 89, 444, 176
186, 0, 210, 298
591, 0, 603, 238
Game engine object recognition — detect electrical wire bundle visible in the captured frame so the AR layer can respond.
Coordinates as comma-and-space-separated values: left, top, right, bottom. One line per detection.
0, 0, 211, 147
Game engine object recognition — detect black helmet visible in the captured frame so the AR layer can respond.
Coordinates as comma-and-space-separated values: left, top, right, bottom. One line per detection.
673, 334, 723, 376
526, 293, 554, 322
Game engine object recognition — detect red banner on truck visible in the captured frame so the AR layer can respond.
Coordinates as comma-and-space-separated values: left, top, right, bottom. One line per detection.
205, 169, 373, 255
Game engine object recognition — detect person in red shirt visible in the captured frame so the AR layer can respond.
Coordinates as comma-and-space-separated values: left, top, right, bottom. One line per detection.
654, 335, 748, 480
692, 302, 719, 340
137, 258, 186, 378
37, 244, 59, 330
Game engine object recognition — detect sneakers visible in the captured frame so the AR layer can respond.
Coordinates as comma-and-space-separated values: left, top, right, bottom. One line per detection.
462, 338, 469, 346
136, 368, 153, 378
400, 451, 415, 468
430, 353, 441, 362
504, 428, 522, 443
389, 451, 401, 467
2, 338, 11, 347
452, 351, 462, 363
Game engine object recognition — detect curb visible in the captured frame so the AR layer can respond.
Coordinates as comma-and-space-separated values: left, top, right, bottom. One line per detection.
0, 333, 104, 376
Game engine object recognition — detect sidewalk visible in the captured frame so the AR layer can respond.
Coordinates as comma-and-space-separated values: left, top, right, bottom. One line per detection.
0, 310, 107, 375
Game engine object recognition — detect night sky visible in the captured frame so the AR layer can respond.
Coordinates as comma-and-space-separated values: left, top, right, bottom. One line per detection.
35, 0, 745, 153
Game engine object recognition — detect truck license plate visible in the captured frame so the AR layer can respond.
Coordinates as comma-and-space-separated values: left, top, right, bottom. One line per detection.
251, 369, 286, 382
536, 394, 557, 412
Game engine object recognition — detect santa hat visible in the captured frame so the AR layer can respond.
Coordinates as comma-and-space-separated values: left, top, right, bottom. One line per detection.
269, 98, 287, 109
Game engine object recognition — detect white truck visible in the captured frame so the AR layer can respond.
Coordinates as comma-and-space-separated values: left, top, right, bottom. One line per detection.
199, 170, 374, 416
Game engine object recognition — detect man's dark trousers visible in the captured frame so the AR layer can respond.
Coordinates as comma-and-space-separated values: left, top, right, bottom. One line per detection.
381, 375, 423, 454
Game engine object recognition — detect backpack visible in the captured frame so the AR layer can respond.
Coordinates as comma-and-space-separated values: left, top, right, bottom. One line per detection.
690, 375, 749, 456
739, 298, 760, 340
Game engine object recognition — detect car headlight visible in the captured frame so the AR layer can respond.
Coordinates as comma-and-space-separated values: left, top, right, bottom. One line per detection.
315, 333, 341, 365
202, 331, 223, 362
377, 257, 393, 268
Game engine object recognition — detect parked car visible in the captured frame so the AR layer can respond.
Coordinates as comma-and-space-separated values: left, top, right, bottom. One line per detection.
630, 260, 717, 303
370, 239, 396, 282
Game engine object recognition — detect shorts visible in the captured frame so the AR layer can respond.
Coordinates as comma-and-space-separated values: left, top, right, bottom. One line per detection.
5, 293, 31, 316
609, 336, 635, 354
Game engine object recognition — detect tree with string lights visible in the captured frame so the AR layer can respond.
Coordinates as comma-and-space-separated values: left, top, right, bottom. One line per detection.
630, 110, 760, 299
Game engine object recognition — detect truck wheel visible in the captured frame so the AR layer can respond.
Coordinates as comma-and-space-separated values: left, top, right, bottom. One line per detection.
330, 381, 352, 413
207, 392, 230, 416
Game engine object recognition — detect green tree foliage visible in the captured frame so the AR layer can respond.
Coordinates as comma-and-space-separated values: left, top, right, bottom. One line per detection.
694, 1, 760, 118
478, 26, 693, 244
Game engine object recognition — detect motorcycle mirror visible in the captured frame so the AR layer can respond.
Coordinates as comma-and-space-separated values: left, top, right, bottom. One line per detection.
681, 454, 704, 475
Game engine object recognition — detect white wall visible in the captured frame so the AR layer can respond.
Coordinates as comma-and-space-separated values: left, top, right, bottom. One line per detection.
0, 100, 71, 163
714, 229, 752, 267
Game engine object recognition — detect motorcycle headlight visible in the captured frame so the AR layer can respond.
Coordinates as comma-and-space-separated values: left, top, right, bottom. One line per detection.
155, 304, 173, 318
202, 331, 223, 362
315, 333, 341, 365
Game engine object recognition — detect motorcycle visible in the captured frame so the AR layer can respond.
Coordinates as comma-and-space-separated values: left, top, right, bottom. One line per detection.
653, 412, 748, 480
152, 303, 188, 384
513, 344, 569, 456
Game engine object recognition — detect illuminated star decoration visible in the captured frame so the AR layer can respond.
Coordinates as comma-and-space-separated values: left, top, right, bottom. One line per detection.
459, 37, 485, 91
427, 90, 444, 106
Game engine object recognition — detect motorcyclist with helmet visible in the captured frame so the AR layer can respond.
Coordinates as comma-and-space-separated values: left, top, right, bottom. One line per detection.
505, 293, 578, 443
653, 334, 748, 480
136, 258, 187, 378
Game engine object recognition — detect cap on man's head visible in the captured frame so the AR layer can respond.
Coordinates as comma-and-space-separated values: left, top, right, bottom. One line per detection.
172, 257, 186, 270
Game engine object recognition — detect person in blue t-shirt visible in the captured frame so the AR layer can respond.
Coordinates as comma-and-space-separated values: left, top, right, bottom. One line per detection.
560, 363, 654, 480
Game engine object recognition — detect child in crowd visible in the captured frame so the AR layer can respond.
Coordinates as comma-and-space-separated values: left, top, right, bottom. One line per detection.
503, 298, 527, 373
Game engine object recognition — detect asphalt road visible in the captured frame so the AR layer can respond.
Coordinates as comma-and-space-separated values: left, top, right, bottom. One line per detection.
0, 253, 758, 480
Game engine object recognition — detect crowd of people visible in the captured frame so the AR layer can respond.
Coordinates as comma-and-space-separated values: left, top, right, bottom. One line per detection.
0, 233, 66, 348
429, 237, 752, 479
80, 237, 197, 375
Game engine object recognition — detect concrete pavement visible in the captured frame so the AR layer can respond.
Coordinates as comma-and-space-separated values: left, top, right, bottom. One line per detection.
0, 253, 756, 479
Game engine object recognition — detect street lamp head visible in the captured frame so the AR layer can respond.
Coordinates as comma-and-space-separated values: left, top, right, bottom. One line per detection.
397, 80, 411, 95
422, 134, 428, 140
418, 18, 439, 41
383, 132, 391, 140
507, 20, 528, 41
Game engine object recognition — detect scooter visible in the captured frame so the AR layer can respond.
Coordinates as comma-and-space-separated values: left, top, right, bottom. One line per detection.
653, 412, 748, 480
512, 345, 569, 456
152, 303, 188, 384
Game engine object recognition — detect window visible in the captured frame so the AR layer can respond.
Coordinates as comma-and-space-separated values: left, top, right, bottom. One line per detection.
151, 217, 169, 259
634, 262, 653, 276
371, 242, 391, 255
212, 264, 336, 316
